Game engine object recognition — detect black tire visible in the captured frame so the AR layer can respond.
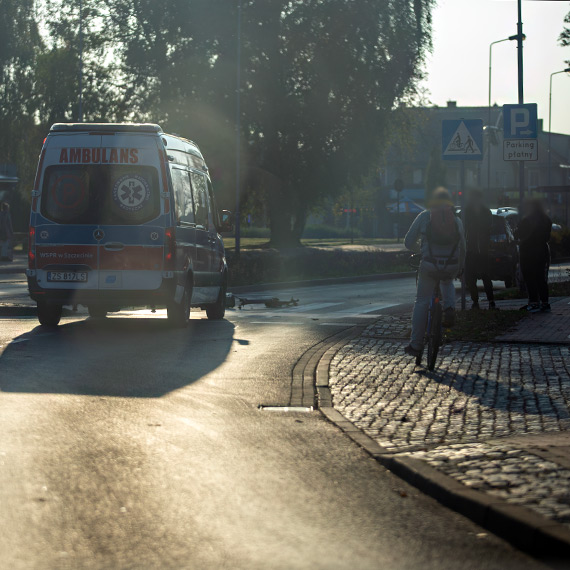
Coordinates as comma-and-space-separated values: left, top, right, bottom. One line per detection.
167, 284, 191, 327
426, 303, 442, 371
88, 306, 107, 319
37, 302, 62, 327
206, 281, 227, 321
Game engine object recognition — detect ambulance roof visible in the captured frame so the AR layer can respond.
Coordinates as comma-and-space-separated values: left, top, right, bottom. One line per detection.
50, 123, 162, 134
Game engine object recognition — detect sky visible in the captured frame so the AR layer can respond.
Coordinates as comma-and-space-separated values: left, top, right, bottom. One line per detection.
421, 0, 570, 134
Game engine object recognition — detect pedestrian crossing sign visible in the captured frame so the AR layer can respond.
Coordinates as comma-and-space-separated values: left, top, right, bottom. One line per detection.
442, 119, 483, 161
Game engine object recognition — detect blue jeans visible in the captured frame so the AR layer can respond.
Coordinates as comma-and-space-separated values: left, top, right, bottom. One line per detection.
410, 268, 456, 351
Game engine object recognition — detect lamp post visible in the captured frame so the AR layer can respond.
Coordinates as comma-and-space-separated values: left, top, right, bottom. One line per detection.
78, 0, 83, 122
487, 35, 518, 196
234, 0, 242, 256
516, 0, 524, 210
548, 68, 570, 186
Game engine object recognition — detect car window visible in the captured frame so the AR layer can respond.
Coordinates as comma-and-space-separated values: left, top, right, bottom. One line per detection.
41, 164, 160, 225
207, 179, 220, 230
190, 171, 210, 229
170, 167, 195, 224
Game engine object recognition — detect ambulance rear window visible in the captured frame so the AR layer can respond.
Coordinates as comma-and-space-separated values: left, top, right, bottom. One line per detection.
41, 165, 160, 225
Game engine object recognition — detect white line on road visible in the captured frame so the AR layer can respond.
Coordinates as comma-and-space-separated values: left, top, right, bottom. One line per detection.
249, 321, 304, 325
335, 302, 399, 315
283, 302, 344, 313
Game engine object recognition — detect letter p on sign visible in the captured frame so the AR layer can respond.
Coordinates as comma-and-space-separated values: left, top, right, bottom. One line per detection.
503, 103, 537, 139
511, 109, 529, 136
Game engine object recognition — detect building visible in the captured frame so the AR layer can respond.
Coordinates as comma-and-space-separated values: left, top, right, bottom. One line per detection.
382, 102, 570, 224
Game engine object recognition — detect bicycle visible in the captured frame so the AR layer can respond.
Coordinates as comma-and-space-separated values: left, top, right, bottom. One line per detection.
409, 254, 444, 371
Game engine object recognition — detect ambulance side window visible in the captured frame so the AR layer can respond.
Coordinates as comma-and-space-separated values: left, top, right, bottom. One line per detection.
170, 167, 195, 224
190, 171, 210, 229
207, 179, 220, 230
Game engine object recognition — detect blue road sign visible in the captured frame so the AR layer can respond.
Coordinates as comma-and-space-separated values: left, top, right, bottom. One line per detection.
503, 103, 537, 139
442, 119, 483, 161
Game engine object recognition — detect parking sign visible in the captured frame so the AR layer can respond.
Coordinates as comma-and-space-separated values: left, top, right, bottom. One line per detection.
503, 103, 538, 139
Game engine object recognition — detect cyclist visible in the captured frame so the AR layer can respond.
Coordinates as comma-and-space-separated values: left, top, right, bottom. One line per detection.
404, 187, 466, 358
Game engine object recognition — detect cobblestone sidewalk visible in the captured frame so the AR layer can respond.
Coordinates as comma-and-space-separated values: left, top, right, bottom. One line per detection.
328, 300, 570, 530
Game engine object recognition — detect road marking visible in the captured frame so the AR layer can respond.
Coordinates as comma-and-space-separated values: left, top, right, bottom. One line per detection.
335, 302, 399, 315
259, 405, 313, 412
284, 302, 343, 313
249, 321, 304, 325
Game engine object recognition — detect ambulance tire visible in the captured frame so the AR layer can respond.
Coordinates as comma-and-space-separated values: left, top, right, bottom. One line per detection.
88, 306, 107, 319
206, 282, 226, 321
37, 302, 62, 327
167, 284, 191, 328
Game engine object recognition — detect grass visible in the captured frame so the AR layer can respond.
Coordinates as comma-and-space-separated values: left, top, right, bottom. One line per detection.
445, 308, 526, 343
494, 280, 570, 301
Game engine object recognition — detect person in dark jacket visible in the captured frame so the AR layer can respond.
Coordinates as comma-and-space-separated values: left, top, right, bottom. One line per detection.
462, 190, 495, 309
515, 198, 552, 313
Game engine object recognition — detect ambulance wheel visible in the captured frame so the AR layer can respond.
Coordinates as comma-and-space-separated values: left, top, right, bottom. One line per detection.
206, 283, 226, 321
167, 285, 191, 327
37, 302, 62, 327
88, 306, 107, 319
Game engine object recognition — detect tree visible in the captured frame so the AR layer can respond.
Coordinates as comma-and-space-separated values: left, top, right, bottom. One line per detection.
425, 145, 447, 197
102, 0, 436, 246
560, 7, 570, 66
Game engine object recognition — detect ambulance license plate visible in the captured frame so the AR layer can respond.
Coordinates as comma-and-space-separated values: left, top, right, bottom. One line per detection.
47, 271, 88, 283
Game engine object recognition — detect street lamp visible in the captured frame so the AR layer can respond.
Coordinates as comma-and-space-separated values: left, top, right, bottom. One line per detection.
78, 0, 83, 122
235, 0, 242, 256
548, 68, 570, 186
487, 35, 519, 196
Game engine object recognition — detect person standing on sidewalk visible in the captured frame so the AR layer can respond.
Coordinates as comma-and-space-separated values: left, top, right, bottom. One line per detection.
515, 198, 552, 313
404, 187, 466, 357
0, 202, 14, 262
462, 189, 495, 310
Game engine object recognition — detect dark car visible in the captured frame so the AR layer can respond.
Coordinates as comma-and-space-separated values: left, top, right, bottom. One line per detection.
489, 209, 520, 288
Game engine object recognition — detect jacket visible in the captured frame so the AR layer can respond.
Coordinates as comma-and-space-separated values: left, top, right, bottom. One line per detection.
462, 204, 492, 254
405, 209, 466, 277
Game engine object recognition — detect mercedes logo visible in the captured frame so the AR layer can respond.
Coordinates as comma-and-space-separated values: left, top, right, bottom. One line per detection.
94, 229, 105, 241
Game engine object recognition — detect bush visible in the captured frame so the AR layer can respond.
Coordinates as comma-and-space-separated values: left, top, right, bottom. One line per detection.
301, 224, 363, 239
240, 226, 271, 238
550, 229, 570, 260
227, 247, 409, 286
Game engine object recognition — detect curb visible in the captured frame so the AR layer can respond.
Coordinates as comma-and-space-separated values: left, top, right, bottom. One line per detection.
310, 330, 570, 562
229, 271, 415, 294
0, 305, 37, 317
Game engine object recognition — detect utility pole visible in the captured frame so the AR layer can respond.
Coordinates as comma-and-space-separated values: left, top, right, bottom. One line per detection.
78, 0, 83, 122
488, 36, 517, 198
548, 68, 570, 186
234, 0, 242, 256
516, 0, 524, 210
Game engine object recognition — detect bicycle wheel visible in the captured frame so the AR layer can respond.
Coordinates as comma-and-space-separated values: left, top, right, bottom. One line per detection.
426, 302, 442, 371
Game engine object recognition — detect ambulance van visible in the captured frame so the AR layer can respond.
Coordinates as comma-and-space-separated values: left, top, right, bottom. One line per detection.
27, 123, 230, 327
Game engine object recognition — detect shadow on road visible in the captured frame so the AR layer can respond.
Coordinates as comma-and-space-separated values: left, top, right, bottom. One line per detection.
0, 316, 237, 397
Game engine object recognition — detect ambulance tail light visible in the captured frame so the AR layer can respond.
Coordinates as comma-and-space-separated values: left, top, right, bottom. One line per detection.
164, 228, 175, 269
28, 227, 36, 268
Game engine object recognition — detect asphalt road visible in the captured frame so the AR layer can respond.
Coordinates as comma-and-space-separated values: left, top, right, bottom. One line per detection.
0, 276, 547, 569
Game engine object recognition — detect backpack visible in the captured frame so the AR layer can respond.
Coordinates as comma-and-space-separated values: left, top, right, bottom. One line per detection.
427, 206, 459, 246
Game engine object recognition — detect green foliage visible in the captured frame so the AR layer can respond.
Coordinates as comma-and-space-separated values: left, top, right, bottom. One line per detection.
424, 145, 447, 196
560, 8, 570, 66
226, 248, 409, 286
302, 224, 363, 240
0, 0, 436, 238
